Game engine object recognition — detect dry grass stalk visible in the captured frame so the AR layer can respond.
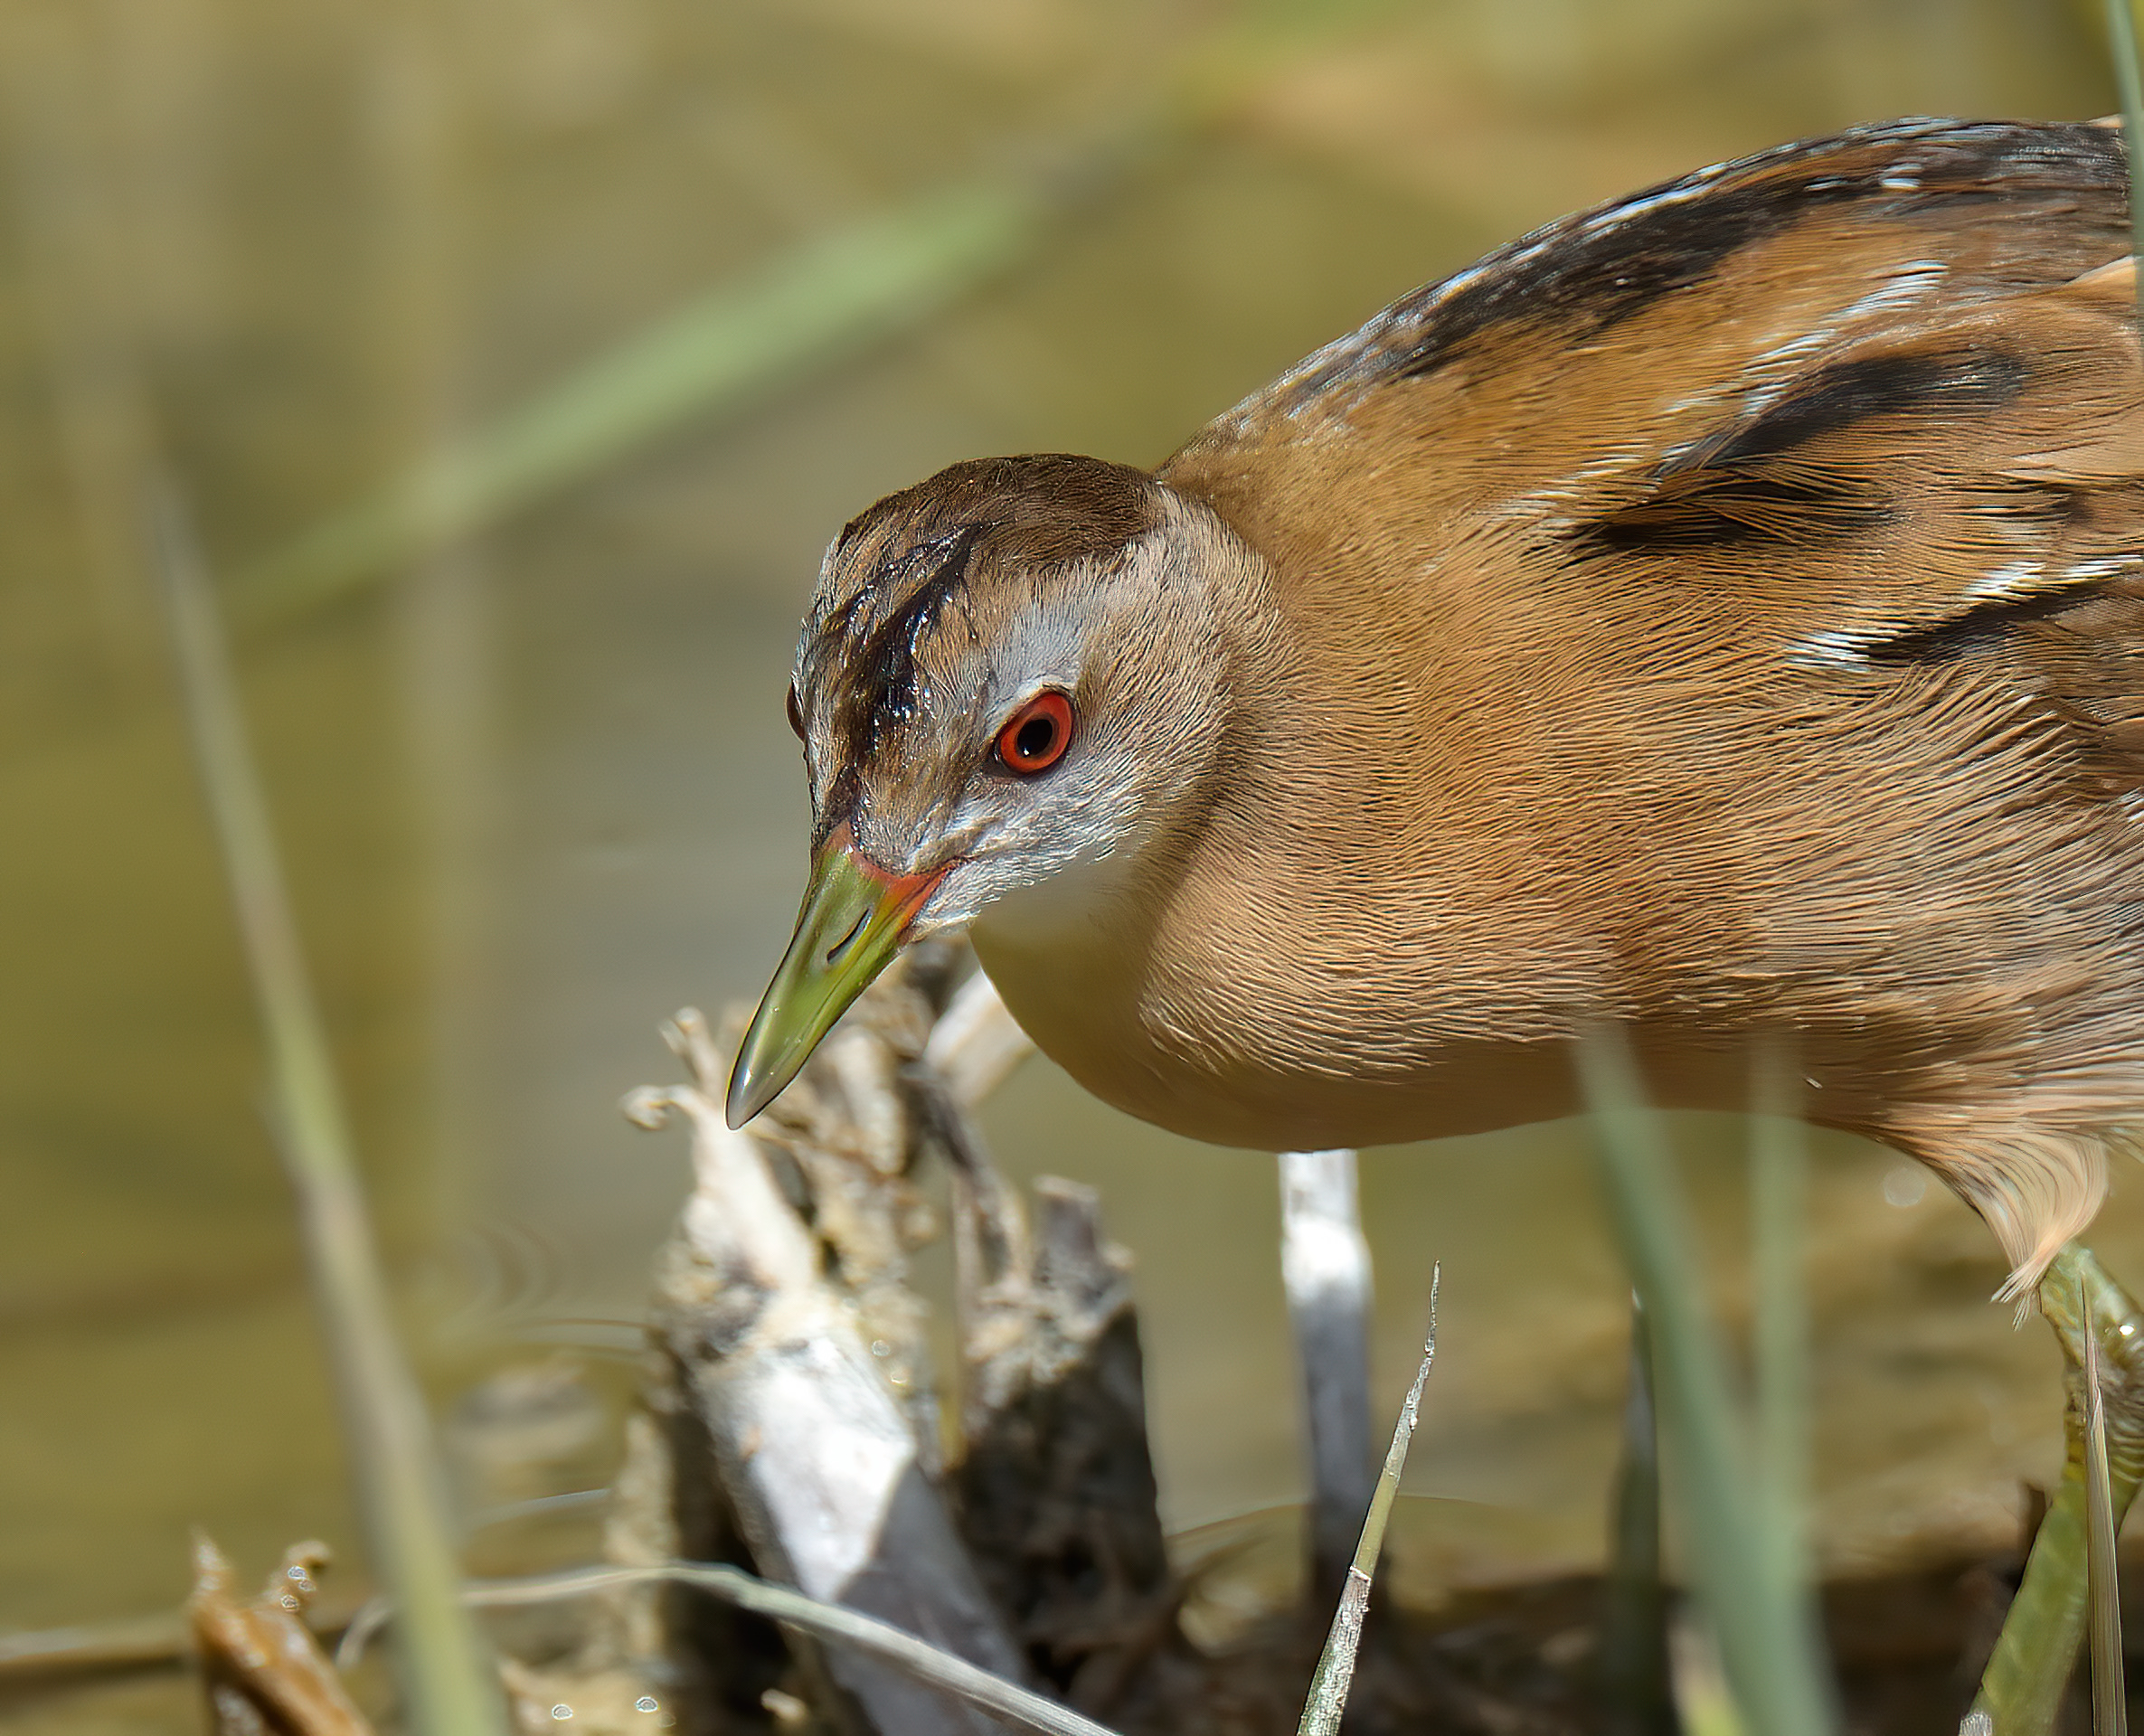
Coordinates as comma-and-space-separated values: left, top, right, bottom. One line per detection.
1295, 1268, 1438, 1736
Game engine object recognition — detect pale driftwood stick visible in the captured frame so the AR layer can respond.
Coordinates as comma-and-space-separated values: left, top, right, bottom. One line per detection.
628, 1008, 1026, 1736
1278, 1149, 1375, 1605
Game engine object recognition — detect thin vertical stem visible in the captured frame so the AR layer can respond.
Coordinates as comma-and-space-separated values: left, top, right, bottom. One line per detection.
1969, 1245, 2144, 1730
1750, 1056, 1810, 1594
1579, 1033, 1834, 1736
1601, 1291, 1675, 1733
1297, 1268, 1439, 1736
2083, 1301, 2128, 1736
151, 485, 505, 1736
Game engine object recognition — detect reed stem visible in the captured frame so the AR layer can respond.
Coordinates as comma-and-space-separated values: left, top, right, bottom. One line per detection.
1600, 1292, 1675, 1734
151, 486, 504, 1735
2083, 1301, 2127, 1736
1970, 1245, 2144, 1733
1749, 1060, 1811, 1598
1579, 1033, 1835, 1736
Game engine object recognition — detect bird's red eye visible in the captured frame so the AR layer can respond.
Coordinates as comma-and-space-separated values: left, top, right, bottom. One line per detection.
786, 683, 806, 741
995, 691, 1074, 774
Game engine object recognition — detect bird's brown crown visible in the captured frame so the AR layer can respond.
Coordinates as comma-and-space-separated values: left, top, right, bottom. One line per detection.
794, 454, 1163, 854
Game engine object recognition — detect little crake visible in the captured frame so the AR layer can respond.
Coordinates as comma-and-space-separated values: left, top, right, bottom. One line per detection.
730, 117, 2144, 1300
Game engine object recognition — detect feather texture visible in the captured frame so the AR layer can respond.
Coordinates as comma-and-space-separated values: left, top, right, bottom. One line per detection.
794, 119, 2144, 1294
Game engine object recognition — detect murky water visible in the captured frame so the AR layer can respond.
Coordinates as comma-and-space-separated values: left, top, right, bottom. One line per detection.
0, 0, 2131, 1725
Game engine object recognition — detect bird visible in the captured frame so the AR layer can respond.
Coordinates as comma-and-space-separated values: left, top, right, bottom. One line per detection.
727, 116, 2144, 1307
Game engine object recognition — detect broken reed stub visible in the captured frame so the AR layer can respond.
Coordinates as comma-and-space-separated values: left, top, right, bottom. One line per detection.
633, 1005, 1027, 1736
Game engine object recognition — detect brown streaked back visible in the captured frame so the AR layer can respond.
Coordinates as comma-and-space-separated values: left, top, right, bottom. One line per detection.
1160, 118, 2132, 592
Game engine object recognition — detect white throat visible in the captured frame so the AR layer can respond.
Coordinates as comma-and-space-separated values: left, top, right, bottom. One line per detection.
971, 829, 1148, 962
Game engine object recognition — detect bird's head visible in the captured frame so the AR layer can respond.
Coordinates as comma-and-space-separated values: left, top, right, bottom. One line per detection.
724, 453, 1249, 1127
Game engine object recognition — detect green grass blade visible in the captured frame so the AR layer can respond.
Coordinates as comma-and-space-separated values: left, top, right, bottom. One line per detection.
1750, 1056, 1810, 1596
1970, 1246, 2144, 1731
231, 2, 1425, 623
1601, 1292, 1675, 1734
1578, 1032, 1834, 1736
1672, 1622, 1749, 1736
2084, 1300, 2128, 1736
1297, 1265, 1441, 1736
150, 485, 505, 1735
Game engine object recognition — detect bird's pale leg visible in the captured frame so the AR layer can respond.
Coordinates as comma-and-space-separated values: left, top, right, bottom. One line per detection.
1969, 1244, 2144, 1731
1278, 1148, 1376, 1606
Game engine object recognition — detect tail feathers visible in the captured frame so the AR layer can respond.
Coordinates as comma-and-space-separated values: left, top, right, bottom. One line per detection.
1905, 1123, 2110, 1305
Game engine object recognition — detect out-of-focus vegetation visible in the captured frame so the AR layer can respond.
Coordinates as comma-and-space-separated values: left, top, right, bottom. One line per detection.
3, 2, 2141, 1730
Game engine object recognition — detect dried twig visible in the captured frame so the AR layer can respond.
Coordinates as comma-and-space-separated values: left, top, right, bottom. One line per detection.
907, 1032, 1179, 1709
1296, 1265, 1440, 1736
188, 1535, 372, 1736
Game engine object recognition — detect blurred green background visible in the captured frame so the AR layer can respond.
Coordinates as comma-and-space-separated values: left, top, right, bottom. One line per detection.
2, 0, 2138, 1726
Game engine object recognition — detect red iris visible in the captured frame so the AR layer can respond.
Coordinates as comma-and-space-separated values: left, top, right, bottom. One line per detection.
996, 691, 1074, 774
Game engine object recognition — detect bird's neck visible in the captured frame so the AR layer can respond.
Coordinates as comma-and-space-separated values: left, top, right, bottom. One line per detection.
976, 492, 1615, 1147
1106, 492, 1620, 1139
